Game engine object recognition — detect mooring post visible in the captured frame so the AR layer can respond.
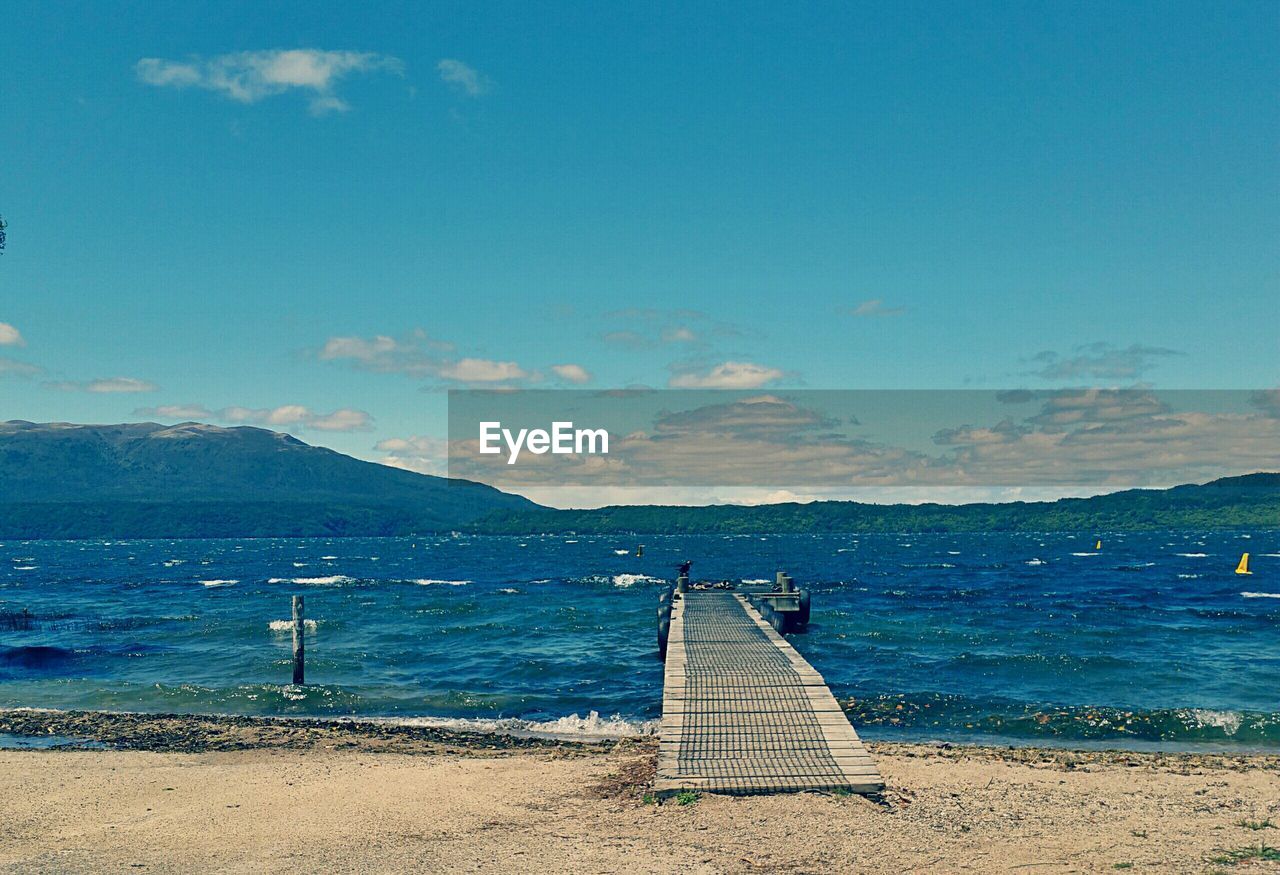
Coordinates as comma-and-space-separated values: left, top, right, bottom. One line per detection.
776, 571, 792, 593
291, 594, 305, 685
677, 573, 688, 594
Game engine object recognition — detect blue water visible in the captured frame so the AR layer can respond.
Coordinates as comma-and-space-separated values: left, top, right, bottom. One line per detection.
1, 533, 1277, 748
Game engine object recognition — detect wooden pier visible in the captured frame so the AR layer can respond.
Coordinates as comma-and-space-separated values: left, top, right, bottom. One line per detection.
655, 589, 883, 796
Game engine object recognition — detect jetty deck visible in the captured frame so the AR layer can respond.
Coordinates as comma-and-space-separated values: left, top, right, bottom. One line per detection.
655, 590, 884, 796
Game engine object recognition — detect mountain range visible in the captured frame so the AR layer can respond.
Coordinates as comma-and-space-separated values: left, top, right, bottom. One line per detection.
1, 420, 1276, 537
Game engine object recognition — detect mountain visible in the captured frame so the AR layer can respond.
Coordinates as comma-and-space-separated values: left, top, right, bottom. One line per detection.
0, 421, 537, 538
470, 473, 1280, 534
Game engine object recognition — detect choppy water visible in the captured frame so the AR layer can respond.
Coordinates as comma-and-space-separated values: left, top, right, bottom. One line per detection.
1, 533, 1277, 749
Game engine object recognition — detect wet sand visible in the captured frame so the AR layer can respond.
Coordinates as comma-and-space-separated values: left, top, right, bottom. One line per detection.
1, 710, 1278, 873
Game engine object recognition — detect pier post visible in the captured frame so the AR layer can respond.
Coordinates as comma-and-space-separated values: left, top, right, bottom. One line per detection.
677, 573, 688, 594
776, 572, 792, 593
291, 595, 305, 685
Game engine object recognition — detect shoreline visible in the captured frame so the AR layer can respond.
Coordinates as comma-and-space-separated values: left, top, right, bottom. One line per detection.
2, 709, 1278, 872
4, 707, 1280, 770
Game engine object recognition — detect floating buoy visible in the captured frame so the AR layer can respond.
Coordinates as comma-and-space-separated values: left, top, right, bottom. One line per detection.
1095, 540, 1102, 551
1236, 553, 1252, 575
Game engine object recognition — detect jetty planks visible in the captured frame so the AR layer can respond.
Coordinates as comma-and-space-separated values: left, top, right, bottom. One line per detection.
655, 590, 883, 796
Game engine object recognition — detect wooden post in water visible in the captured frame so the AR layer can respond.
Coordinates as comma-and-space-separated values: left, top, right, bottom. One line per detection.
291, 595, 305, 685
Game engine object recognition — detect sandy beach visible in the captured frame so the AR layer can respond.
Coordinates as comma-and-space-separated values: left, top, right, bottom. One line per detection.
1, 711, 1278, 873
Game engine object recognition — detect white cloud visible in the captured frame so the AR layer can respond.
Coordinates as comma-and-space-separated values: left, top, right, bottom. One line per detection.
850, 299, 907, 318
320, 334, 399, 361
140, 404, 212, 420
317, 332, 455, 376
375, 434, 449, 476
551, 363, 592, 384
439, 358, 528, 383
0, 322, 24, 346
135, 403, 373, 432
47, 377, 158, 393
437, 59, 488, 96
136, 49, 403, 114
668, 361, 786, 389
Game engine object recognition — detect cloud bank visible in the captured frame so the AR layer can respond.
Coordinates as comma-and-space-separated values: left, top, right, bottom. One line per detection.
46, 377, 158, 393
1027, 342, 1183, 381
137, 49, 403, 114
317, 331, 536, 386
437, 59, 489, 96
135, 403, 373, 432
668, 361, 786, 389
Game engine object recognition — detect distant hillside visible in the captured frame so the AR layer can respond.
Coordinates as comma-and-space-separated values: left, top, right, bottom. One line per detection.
470, 474, 1280, 534
0, 421, 537, 538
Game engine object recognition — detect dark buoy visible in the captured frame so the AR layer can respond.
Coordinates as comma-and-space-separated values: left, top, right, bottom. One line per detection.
797, 589, 811, 627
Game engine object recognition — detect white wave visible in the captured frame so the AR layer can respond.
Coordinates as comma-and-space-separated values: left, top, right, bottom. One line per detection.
268, 619, 319, 632
1261, 553, 1280, 558
292, 562, 308, 567
163, 559, 185, 567
1071, 552, 1099, 557
612, 573, 663, 587
564, 540, 578, 544
1025, 558, 1046, 566
498, 587, 519, 594
1178, 573, 1202, 579
13, 565, 36, 571
1176, 553, 1208, 558
269, 575, 355, 585
612, 549, 631, 555
1241, 591, 1280, 599
412, 579, 470, 586
947, 551, 961, 555
201, 579, 237, 587
741, 578, 770, 584
381, 710, 655, 740
1180, 708, 1244, 735
320, 555, 338, 560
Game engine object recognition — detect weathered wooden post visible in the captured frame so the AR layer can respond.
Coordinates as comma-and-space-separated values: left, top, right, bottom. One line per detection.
291, 595, 305, 685
776, 571, 792, 593
677, 573, 688, 594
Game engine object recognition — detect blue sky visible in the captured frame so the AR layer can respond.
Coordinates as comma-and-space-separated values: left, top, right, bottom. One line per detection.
1, 2, 1277, 503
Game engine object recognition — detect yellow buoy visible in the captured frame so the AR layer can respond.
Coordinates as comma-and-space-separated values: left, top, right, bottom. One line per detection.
1095, 540, 1102, 551
1236, 553, 1252, 575
636, 544, 644, 557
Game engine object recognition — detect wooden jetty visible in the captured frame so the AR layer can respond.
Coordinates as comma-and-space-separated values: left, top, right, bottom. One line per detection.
655, 585, 883, 796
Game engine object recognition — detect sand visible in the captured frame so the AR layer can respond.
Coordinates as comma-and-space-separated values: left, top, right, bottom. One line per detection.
1, 712, 1278, 873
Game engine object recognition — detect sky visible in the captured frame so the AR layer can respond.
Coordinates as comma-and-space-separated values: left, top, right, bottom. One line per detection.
1, 2, 1277, 506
